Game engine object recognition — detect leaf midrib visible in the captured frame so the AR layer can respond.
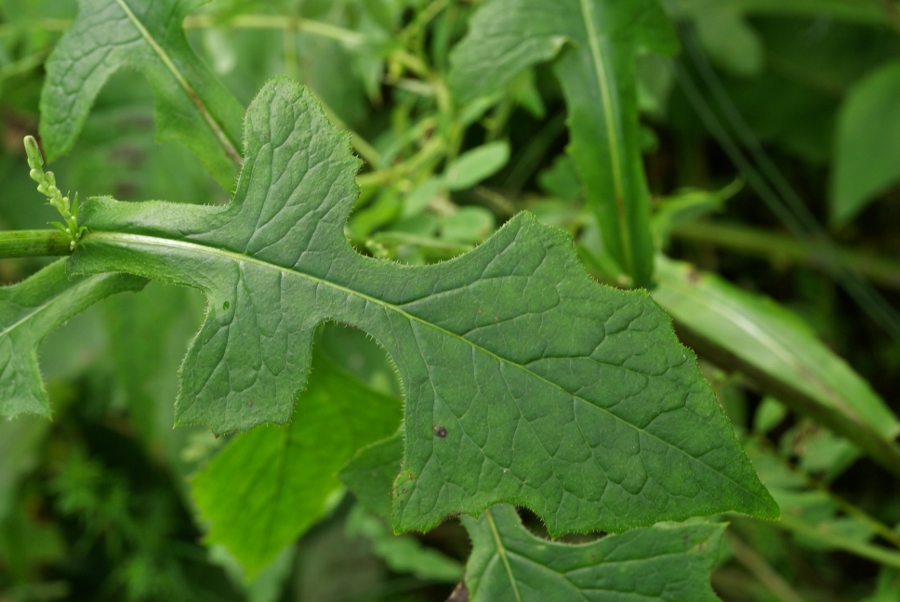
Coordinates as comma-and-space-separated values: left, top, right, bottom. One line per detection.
113, 0, 242, 166
84, 230, 771, 507
486, 509, 523, 602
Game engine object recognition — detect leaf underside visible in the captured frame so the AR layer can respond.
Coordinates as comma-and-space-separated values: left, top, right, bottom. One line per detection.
62, 77, 776, 535
0, 260, 146, 420
462, 505, 724, 602
40, 0, 244, 189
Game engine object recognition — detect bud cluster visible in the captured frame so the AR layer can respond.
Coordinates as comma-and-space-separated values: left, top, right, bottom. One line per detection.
24, 135, 86, 251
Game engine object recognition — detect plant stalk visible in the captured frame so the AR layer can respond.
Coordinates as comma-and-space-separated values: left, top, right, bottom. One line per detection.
674, 221, 900, 292
0, 230, 73, 258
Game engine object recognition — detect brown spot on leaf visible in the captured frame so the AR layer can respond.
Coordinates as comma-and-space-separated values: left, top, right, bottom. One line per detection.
446, 581, 469, 602
433, 425, 448, 438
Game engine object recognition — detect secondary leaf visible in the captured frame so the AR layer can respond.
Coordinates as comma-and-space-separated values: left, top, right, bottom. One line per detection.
450, 0, 678, 286
462, 505, 724, 602
191, 350, 402, 578
652, 257, 900, 476
0, 260, 145, 420
443, 142, 510, 191
831, 60, 900, 225
64, 77, 776, 535
339, 432, 404, 522
345, 505, 463, 583
40, 0, 245, 190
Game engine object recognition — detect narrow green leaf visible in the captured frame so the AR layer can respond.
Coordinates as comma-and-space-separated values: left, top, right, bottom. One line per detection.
450, 0, 678, 286
0, 260, 146, 420
443, 141, 510, 191
462, 505, 724, 602
191, 352, 402, 578
652, 256, 900, 476
66, 78, 776, 535
831, 60, 900, 225
40, 0, 245, 190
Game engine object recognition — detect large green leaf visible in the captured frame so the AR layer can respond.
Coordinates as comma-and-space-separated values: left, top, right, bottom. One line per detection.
652, 256, 900, 476
58, 77, 775, 535
40, 0, 244, 190
0, 260, 145, 420
449, 0, 678, 286
462, 505, 724, 602
190, 351, 402, 578
831, 60, 900, 225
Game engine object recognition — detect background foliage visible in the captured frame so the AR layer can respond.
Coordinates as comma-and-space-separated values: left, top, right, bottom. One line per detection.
0, 0, 899, 600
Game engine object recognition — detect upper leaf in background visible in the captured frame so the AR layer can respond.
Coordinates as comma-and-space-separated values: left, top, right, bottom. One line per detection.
64, 77, 776, 535
0, 260, 145, 420
449, 0, 678, 287
683, 4, 764, 77
462, 505, 724, 602
40, 0, 245, 190
831, 60, 900, 225
652, 256, 900, 476
191, 351, 402, 579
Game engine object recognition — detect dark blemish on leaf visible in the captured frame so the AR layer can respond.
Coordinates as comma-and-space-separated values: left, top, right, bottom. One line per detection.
246, 400, 253, 407
493, 315, 499, 322
686, 269, 701, 284
477, 308, 483, 315
433, 425, 448, 438
223, 301, 230, 310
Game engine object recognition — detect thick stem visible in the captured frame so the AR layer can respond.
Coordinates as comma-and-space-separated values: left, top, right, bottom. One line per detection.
0, 230, 73, 258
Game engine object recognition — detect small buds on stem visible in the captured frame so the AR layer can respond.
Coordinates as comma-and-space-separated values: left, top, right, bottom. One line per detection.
24, 135, 86, 251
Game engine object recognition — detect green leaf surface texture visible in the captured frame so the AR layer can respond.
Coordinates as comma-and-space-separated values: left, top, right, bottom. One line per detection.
66, 77, 776, 535
462, 504, 724, 602
831, 60, 900, 225
652, 257, 900, 471
449, 0, 678, 286
0, 260, 146, 420
40, 0, 245, 189
339, 432, 404, 522
190, 351, 402, 578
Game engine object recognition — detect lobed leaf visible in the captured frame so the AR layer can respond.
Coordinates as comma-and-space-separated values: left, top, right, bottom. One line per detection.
0, 260, 146, 420
191, 351, 402, 579
65, 77, 777, 535
462, 504, 724, 602
40, 0, 244, 190
449, 0, 678, 286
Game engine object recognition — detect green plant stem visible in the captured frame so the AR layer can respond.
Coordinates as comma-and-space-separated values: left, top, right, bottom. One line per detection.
674, 221, 900, 292
820, 486, 900, 550
0, 230, 72, 258
725, 533, 806, 602
775, 514, 900, 570
182, 14, 367, 46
